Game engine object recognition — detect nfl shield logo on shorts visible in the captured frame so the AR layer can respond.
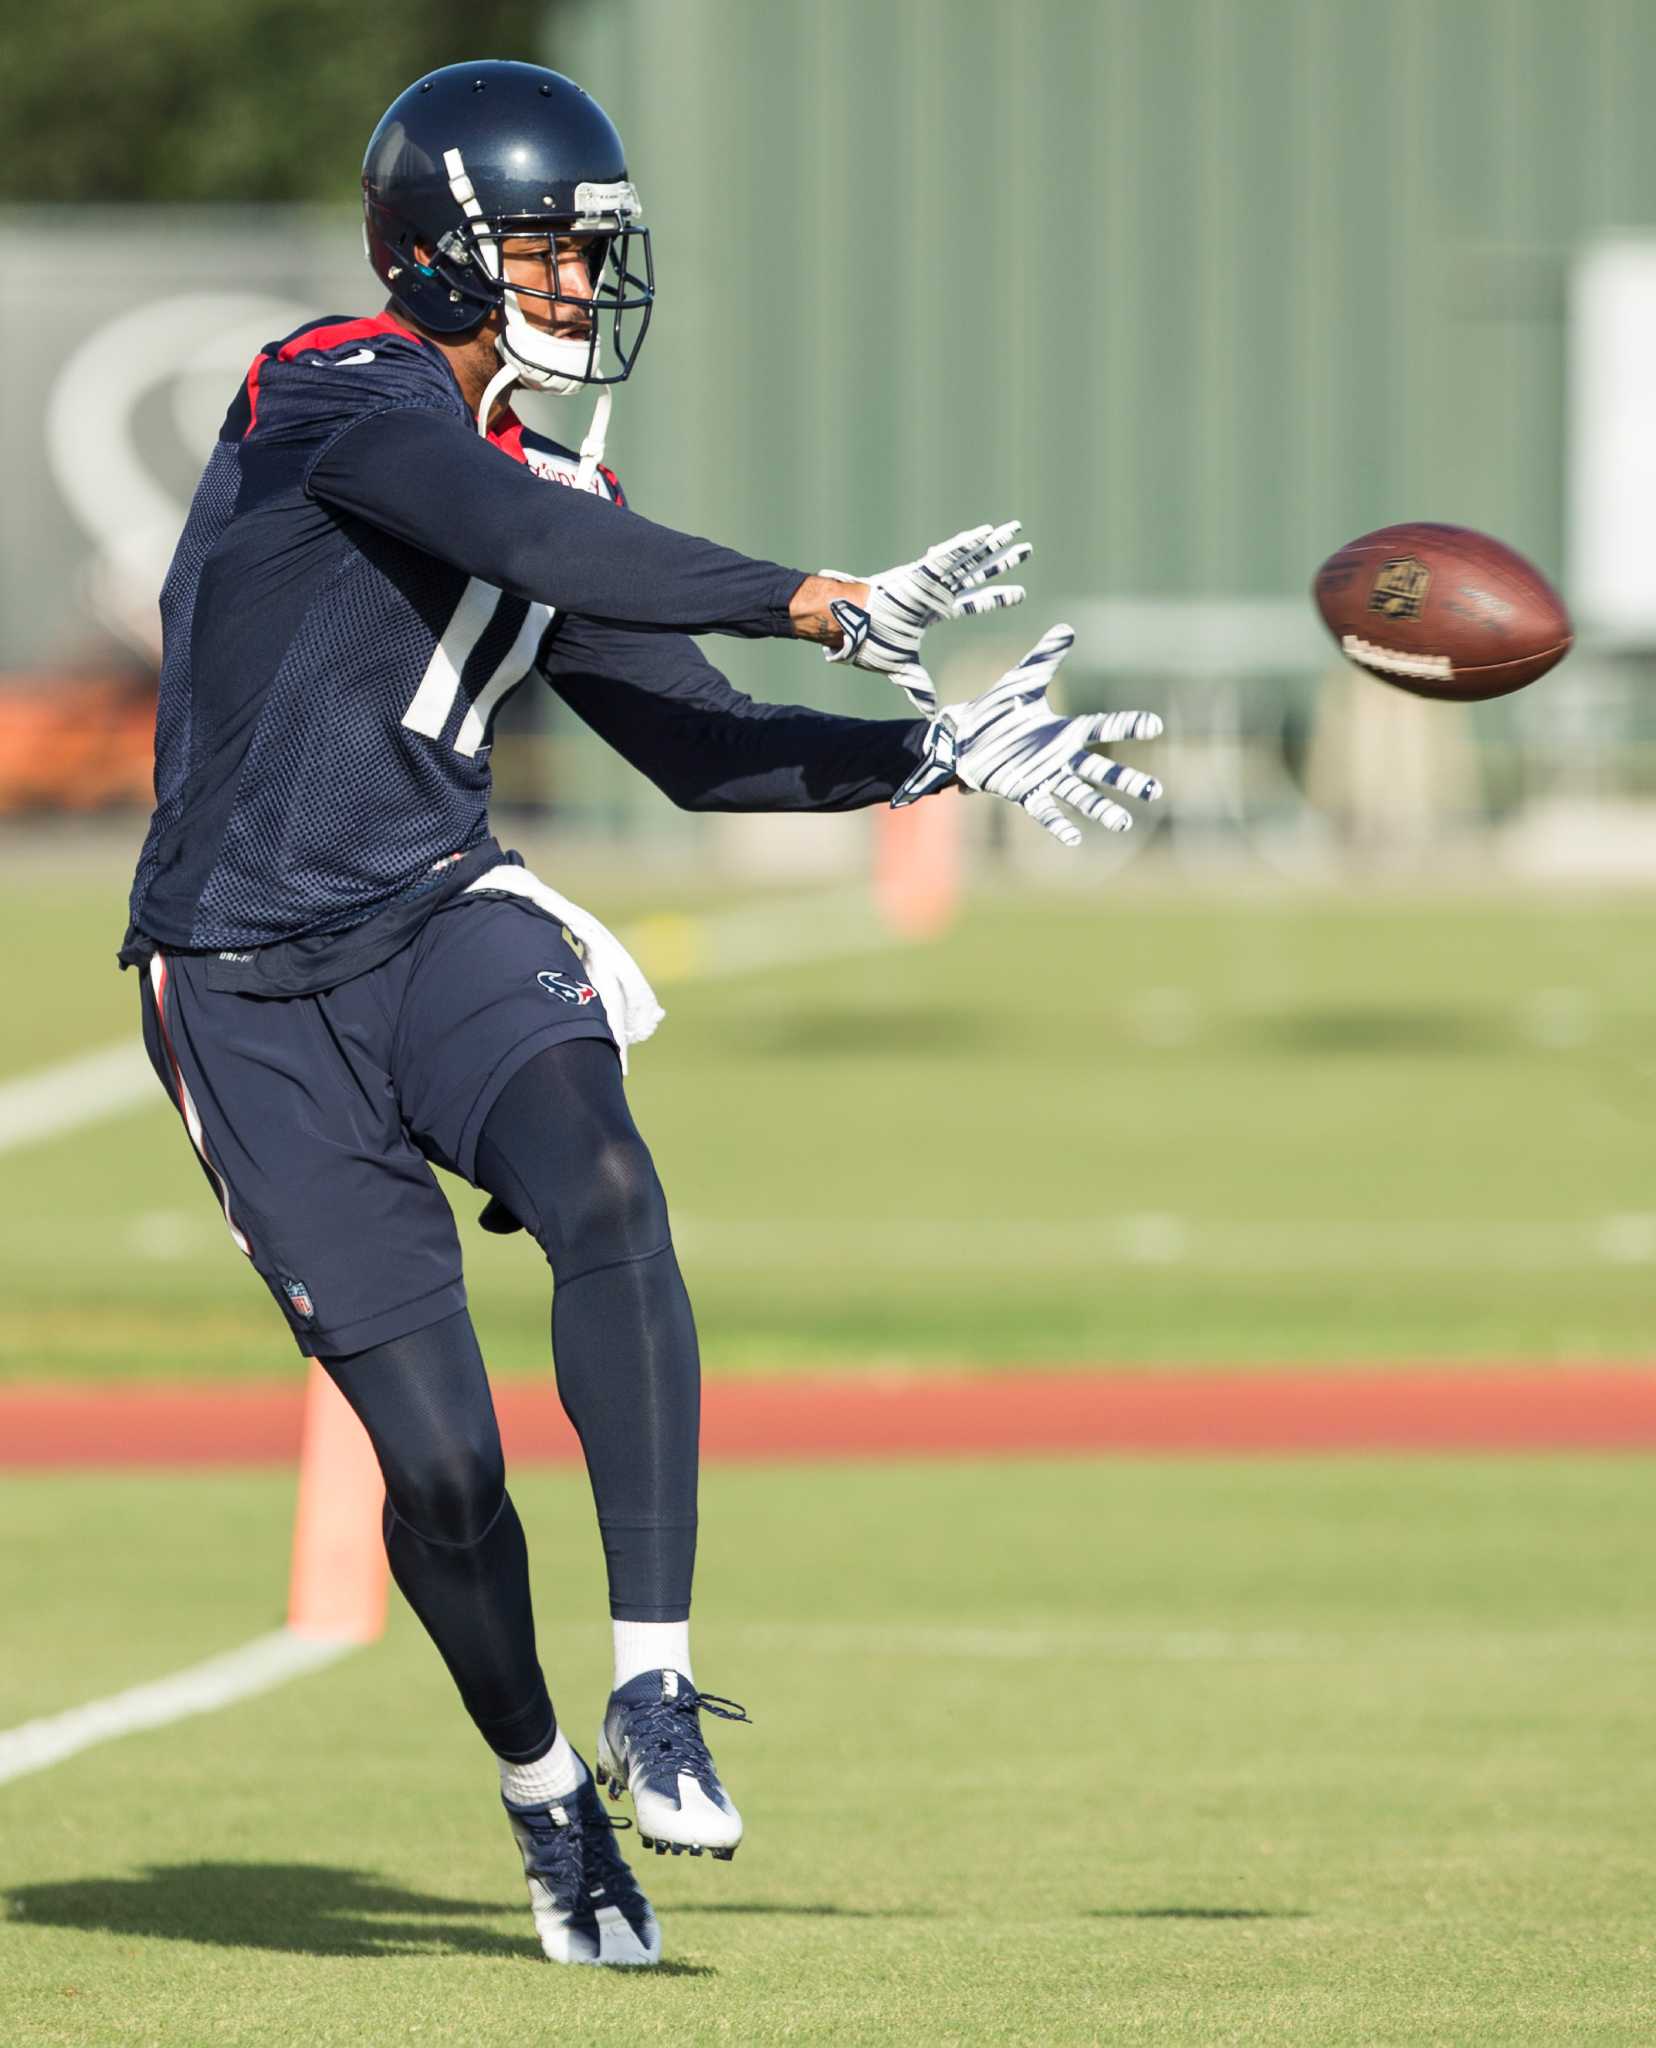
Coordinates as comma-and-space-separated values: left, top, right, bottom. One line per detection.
282, 1276, 315, 1320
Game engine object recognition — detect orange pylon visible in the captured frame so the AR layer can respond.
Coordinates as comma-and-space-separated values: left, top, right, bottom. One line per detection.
286, 1360, 389, 1643
873, 787, 964, 940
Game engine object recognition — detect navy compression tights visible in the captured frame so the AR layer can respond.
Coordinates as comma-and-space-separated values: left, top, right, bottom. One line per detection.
319, 1038, 701, 1763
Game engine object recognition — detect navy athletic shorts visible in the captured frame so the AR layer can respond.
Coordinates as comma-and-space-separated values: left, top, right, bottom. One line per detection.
138, 893, 614, 1357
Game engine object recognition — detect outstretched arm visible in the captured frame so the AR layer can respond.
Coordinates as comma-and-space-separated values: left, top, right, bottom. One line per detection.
538, 611, 930, 812
307, 408, 1019, 670
308, 406, 862, 642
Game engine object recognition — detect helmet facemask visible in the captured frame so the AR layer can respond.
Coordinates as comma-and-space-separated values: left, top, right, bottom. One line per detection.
440, 149, 653, 395
486, 225, 653, 394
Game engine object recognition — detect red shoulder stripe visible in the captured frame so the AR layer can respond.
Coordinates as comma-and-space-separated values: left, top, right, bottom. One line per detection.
242, 312, 425, 439
241, 355, 266, 440
273, 311, 416, 364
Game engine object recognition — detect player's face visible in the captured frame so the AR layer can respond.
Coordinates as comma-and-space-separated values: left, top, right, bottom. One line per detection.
498, 234, 600, 339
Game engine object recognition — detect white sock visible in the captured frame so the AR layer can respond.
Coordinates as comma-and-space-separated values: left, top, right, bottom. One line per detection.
613, 1620, 692, 1691
498, 1727, 582, 1807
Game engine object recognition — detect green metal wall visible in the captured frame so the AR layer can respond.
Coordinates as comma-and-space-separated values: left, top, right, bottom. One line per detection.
547, 0, 1656, 606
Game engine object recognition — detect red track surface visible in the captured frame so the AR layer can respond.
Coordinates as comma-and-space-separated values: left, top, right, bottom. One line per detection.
4, 1368, 1656, 1468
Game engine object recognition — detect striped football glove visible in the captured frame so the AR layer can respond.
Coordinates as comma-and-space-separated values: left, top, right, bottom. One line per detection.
892, 623, 1164, 846
822, 521, 1031, 711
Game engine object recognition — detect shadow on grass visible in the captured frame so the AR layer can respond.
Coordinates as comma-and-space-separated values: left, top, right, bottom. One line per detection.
667, 1901, 938, 1919
5, 1861, 706, 1971
1238, 1008, 1498, 1057
1088, 1907, 1309, 1922
725, 1006, 1003, 1061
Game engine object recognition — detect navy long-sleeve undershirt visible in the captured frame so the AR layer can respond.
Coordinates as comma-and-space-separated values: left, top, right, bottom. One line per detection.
307, 406, 805, 637
540, 611, 929, 812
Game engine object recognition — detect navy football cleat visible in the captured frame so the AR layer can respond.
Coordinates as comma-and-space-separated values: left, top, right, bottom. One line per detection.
595, 1670, 749, 1858
503, 1759, 660, 1965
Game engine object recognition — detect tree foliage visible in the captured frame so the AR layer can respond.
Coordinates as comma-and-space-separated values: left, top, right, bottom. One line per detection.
0, 2, 563, 203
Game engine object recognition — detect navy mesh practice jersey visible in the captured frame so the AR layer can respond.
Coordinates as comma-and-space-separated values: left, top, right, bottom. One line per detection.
126, 312, 927, 955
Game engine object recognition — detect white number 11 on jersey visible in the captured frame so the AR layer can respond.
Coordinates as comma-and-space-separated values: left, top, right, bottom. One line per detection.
400, 579, 553, 758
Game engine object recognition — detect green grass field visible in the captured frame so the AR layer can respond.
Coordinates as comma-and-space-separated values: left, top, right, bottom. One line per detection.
5, 1458, 1656, 2045
7, 866, 1656, 1381
5, 859, 1656, 2041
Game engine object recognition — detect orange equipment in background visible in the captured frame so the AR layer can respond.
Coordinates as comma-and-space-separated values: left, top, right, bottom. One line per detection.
286, 1364, 389, 1645
873, 786, 963, 940
0, 671, 157, 813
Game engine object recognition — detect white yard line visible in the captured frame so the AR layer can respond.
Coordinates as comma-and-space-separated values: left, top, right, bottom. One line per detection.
0, 1040, 155, 1157
0, 1628, 357, 1786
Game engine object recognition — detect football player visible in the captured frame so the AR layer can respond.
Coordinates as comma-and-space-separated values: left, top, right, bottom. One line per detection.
121, 60, 1163, 1966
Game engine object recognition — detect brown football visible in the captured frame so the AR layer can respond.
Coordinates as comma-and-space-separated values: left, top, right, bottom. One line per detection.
1312, 522, 1572, 701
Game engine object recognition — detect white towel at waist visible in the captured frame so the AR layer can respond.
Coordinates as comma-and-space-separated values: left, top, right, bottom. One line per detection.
464, 865, 664, 1073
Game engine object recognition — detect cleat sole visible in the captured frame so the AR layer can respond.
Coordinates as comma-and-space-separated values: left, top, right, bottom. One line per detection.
641, 1826, 734, 1859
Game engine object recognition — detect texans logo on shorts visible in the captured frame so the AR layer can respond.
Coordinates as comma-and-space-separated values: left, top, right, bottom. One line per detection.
282, 1277, 315, 1320
537, 969, 598, 1006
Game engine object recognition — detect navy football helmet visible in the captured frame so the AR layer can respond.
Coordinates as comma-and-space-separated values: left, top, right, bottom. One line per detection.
362, 61, 653, 396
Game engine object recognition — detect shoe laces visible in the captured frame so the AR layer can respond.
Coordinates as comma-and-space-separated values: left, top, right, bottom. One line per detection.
579, 1800, 650, 1912
627, 1685, 751, 1798
516, 1796, 634, 1908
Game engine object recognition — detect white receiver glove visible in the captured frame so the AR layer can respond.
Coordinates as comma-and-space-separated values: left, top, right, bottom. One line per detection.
892, 623, 1164, 846
821, 521, 1030, 711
